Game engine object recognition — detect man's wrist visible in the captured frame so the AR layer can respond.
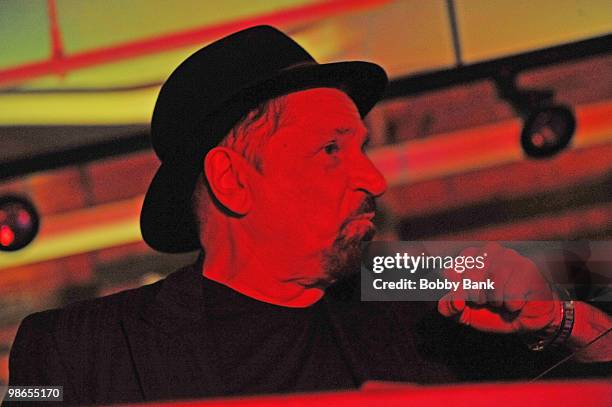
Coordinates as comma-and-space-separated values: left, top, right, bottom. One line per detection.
566, 301, 612, 362
523, 298, 573, 352
523, 299, 612, 362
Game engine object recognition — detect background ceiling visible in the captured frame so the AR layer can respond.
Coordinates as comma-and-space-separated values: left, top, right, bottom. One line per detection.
1, 0, 610, 169
1, 0, 611, 123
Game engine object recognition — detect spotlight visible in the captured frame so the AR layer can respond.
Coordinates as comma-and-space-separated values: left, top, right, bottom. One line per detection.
495, 73, 576, 158
521, 105, 576, 159
0, 196, 40, 252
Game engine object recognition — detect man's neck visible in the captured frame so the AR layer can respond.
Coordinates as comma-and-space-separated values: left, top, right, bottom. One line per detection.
201, 228, 325, 307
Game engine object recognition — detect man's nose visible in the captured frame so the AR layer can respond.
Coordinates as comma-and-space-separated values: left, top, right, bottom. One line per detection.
350, 155, 387, 197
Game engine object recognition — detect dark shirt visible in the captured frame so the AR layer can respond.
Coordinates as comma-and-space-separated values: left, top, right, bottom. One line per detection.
197, 276, 357, 395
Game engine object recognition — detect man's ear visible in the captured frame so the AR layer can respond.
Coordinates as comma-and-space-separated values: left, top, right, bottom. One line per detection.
203, 147, 252, 215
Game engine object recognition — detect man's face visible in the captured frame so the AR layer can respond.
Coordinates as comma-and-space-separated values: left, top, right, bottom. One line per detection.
245, 88, 387, 287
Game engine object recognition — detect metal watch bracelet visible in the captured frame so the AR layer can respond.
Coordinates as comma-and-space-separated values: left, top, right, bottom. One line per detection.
524, 298, 575, 352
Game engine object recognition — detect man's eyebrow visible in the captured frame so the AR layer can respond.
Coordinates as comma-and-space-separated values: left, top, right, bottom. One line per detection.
334, 127, 353, 136
334, 127, 370, 143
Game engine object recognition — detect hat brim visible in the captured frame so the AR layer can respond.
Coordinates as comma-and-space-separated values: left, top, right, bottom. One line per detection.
141, 61, 387, 253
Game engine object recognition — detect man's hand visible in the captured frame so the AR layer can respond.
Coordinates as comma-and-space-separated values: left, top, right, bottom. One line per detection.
437, 243, 561, 334
437, 242, 612, 362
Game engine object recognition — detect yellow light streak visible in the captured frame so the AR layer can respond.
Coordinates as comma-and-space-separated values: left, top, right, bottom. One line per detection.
0, 218, 142, 270
0, 88, 158, 125
0, 101, 610, 269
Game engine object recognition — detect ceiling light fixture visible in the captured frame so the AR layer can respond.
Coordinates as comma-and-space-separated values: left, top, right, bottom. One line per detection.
495, 71, 576, 159
0, 195, 40, 252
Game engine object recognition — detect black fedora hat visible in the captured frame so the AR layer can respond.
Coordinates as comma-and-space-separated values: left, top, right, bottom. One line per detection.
141, 25, 388, 253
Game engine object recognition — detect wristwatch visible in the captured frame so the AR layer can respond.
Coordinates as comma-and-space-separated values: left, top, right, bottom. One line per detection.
522, 282, 576, 352
524, 298, 575, 351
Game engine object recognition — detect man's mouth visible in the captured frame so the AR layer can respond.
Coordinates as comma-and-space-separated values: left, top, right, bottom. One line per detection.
349, 212, 375, 222
343, 212, 376, 241
338, 198, 378, 238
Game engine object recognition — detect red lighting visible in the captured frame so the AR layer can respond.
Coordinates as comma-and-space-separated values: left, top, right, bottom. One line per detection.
531, 132, 545, 147
0, 196, 40, 251
0, 225, 15, 247
17, 209, 32, 227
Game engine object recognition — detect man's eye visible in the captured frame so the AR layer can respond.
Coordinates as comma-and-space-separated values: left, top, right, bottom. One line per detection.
324, 142, 339, 155
361, 139, 370, 152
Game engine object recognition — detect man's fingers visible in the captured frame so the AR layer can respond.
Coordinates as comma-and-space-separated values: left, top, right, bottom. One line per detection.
504, 299, 526, 313
500, 261, 532, 312
486, 264, 513, 307
437, 295, 453, 317
464, 244, 501, 305
456, 308, 517, 334
503, 258, 550, 311
442, 246, 480, 282
438, 291, 466, 317
517, 300, 558, 331
465, 267, 487, 304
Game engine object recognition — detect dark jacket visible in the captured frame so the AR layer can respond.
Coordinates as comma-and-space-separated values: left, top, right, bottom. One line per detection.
4, 262, 460, 406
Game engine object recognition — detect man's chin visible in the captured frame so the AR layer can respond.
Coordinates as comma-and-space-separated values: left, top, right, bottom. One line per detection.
295, 226, 374, 290
317, 226, 373, 288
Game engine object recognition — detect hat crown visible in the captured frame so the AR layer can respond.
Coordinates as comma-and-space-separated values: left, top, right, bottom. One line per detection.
142, 25, 387, 253
151, 25, 315, 162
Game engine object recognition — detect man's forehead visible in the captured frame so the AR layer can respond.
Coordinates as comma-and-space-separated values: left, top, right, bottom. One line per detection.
286, 87, 352, 99
282, 88, 366, 133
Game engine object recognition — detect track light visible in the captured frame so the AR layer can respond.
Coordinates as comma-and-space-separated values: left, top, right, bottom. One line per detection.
495, 72, 576, 159
0, 195, 40, 252
521, 105, 576, 158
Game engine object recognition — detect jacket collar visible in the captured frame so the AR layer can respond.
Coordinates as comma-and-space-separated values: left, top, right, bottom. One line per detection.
121, 254, 228, 401
140, 255, 207, 334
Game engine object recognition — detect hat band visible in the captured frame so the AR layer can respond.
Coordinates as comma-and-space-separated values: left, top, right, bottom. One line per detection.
280, 60, 318, 71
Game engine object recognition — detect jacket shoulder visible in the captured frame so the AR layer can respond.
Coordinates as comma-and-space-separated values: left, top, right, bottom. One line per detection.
9, 280, 163, 376
7, 264, 199, 405
16, 261, 200, 348
57, 278, 163, 331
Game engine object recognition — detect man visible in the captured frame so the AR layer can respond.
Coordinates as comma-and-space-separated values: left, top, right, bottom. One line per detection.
4, 26, 610, 406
